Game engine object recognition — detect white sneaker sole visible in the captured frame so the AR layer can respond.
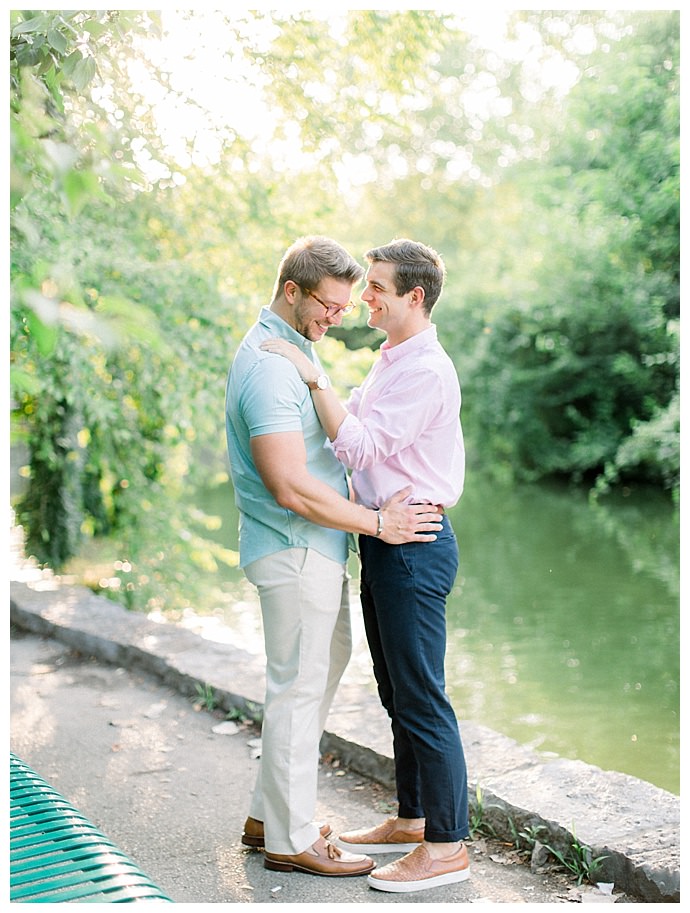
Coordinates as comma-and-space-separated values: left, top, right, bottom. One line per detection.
335, 839, 422, 855
367, 867, 470, 892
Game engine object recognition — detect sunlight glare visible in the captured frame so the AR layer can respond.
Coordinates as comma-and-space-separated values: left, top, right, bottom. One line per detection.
132, 8, 580, 184
136, 10, 276, 172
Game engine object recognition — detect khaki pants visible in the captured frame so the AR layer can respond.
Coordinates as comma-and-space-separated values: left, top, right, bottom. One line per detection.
244, 548, 352, 854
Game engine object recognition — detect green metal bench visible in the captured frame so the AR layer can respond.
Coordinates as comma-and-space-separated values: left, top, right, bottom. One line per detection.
10, 752, 173, 903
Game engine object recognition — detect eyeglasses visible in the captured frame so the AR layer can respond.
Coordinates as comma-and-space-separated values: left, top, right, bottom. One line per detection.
304, 288, 357, 317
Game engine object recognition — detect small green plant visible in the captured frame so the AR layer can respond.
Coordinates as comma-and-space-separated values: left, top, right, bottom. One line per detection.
225, 701, 262, 724
542, 833, 608, 885
194, 682, 218, 712
245, 700, 262, 723
375, 797, 398, 816
511, 821, 547, 857
469, 784, 497, 839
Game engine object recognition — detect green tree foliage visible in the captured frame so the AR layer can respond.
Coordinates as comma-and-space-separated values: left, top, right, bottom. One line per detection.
11, 10, 161, 566
462, 12, 679, 494
10, 10, 238, 582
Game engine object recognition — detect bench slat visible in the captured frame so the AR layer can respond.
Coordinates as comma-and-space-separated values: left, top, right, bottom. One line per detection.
10, 753, 173, 903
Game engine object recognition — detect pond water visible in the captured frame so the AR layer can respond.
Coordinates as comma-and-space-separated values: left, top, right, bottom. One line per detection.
192, 475, 679, 795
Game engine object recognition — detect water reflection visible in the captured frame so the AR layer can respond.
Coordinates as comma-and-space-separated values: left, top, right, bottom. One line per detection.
193, 476, 679, 794
446, 477, 679, 794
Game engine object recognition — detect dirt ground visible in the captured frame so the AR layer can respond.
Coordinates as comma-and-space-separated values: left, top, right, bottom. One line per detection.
10, 628, 635, 904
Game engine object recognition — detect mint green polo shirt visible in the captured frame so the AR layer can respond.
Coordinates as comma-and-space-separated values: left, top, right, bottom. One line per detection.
225, 307, 350, 568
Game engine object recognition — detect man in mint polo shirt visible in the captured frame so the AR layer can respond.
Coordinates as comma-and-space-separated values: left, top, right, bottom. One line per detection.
224, 236, 442, 879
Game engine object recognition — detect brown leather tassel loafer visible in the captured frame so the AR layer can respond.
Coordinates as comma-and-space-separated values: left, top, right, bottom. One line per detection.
264, 836, 375, 877
241, 816, 331, 849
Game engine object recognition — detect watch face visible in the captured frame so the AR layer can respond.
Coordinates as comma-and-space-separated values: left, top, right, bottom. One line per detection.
317, 375, 328, 389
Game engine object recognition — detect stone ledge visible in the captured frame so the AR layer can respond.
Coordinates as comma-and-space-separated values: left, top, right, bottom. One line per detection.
9, 579, 679, 902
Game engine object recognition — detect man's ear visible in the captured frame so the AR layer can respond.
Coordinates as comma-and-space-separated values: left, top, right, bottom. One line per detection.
284, 280, 300, 303
409, 286, 425, 309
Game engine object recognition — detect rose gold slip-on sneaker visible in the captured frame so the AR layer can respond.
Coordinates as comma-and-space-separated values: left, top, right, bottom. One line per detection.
336, 817, 425, 854
367, 843, 470, 893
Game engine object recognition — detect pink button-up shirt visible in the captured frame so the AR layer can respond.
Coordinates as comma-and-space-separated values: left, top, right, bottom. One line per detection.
332, 325, 465, 510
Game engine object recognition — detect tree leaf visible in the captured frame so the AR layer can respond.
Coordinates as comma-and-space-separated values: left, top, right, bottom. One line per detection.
26, 309, 59, 356
12, 15, 50, 36
62, 169, 103, 218
61, 50, 82, 77
71, 56, 97, 92
46, 28, 68, 55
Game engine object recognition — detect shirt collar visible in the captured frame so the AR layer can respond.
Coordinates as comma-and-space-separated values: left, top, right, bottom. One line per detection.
380, 325, 437, 362
258, 306, 313, 352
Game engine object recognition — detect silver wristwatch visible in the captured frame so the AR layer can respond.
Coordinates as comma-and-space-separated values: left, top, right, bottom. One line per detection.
306, 374, 329, 391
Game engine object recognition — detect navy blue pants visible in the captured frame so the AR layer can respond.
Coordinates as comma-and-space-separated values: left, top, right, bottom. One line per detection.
359, 516, 469, 842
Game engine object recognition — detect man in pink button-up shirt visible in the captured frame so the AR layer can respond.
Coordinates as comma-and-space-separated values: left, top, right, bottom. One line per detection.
261, 239, 470, 893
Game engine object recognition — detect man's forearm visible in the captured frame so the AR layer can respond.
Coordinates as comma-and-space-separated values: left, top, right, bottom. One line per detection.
274, 473, 378, 536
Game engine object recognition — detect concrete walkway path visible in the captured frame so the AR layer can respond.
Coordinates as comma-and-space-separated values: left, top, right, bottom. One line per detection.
9, 576, 679, 902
